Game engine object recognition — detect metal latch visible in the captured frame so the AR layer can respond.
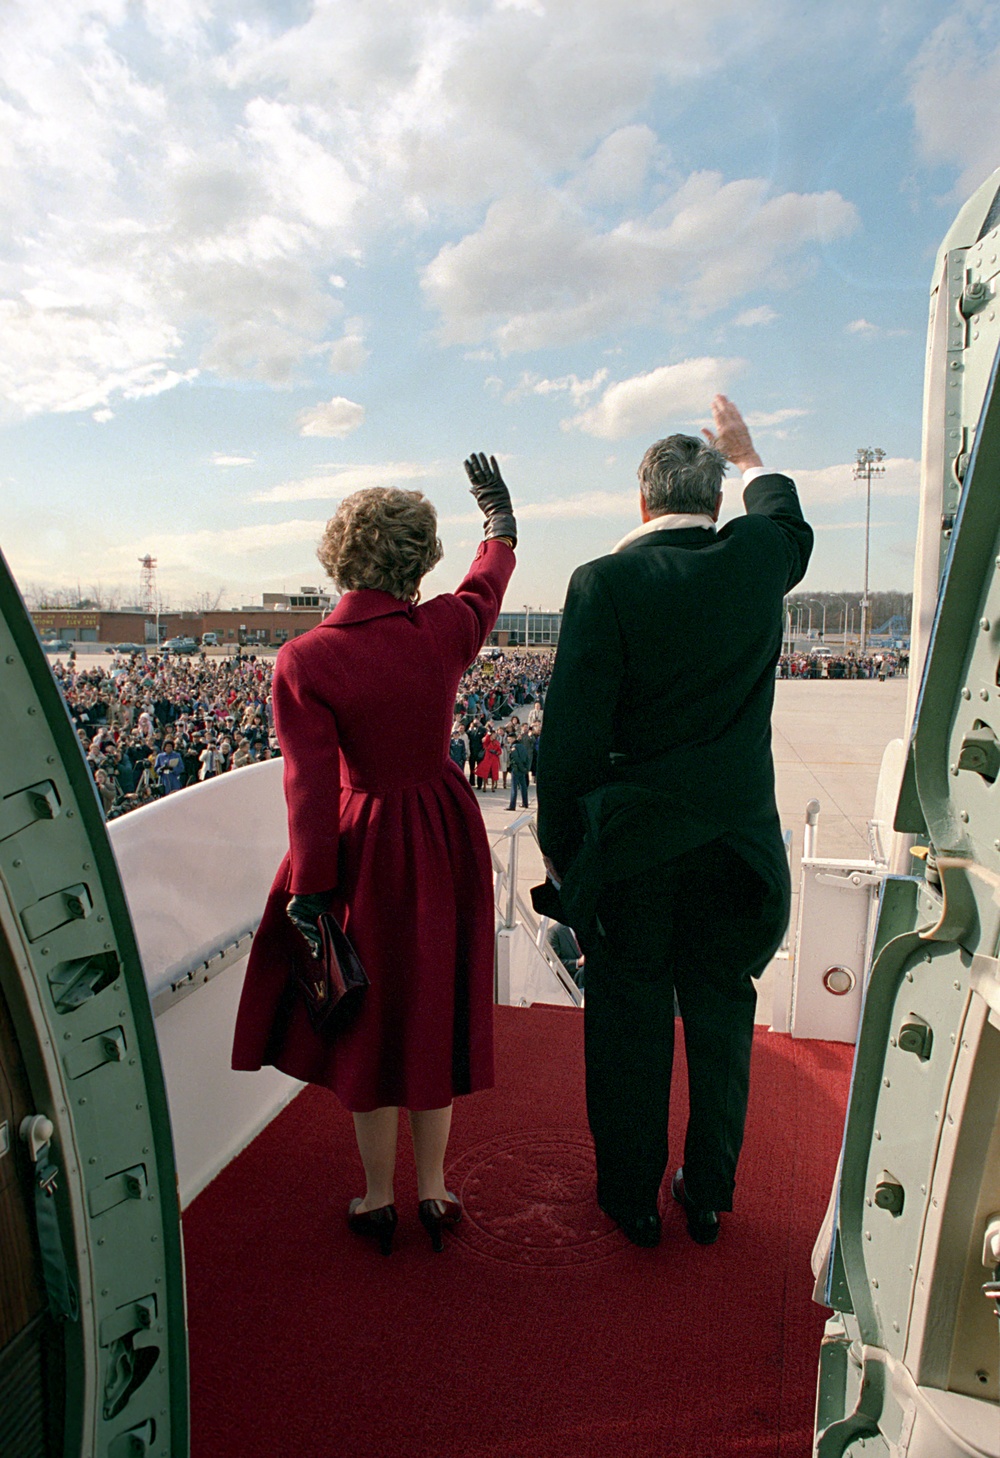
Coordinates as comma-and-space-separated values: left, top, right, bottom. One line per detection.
874, 1178, 905, 1217
898, 1018, 933, 1061
88, 1164, 147, 1218
64, 1027, 126, 1080
957, 723, 1000, 782
21, 883, 93, 942
815, 870, 883, 890
109, 1419, 155, 1457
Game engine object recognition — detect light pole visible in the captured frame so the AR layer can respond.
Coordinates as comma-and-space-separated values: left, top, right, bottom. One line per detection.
854, 448, 885, 653
806, 598, 828, 641
834, 596, 851, 647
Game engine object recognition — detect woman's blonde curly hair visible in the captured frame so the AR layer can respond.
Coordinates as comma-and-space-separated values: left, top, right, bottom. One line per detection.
317, 487, 443, 600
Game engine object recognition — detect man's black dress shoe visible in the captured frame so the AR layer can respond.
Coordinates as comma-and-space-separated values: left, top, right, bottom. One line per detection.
671, 1169, 719, 1244
600, 1204, 662, 1248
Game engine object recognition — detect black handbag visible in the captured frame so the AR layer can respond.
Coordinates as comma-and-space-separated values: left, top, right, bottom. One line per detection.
291, 912, 369, 1036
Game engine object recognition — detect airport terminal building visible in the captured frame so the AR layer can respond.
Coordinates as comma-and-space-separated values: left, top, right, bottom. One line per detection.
29, 589, 336, 648
31, 597, 564, 650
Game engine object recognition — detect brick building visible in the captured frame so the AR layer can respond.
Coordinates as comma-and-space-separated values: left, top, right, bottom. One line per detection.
31, 591, 332, 647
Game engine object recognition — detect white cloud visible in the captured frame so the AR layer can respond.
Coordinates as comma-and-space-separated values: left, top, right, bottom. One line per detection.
908, 11, 1000, 197
296, 396, 366, 438
790, 458, 920, 506
744, 408, 809, 429
566, 357, 745, 440
213, 453, 255, 467
503, 368, 608, 405
0, 2, 850, 413
518, 491, 636, 519
569, 125, 661, 206
422, 173, 858, 351
324, 318, 368, 373
441, 489, 636, 525
152, 520, 329, 558
733, 306, 778, 327
256, 461, 438, 504
846, 318, 911, 340
92, 408, 114, 423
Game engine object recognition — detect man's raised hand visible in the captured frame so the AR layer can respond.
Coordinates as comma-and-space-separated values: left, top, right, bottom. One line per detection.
701, 395, 762, 474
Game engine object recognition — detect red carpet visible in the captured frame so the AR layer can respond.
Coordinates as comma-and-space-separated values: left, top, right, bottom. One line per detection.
184, 1006, 852, 1458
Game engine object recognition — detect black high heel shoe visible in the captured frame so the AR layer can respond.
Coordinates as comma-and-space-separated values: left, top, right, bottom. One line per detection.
347, 1198, 398, 1256
418, 1194, 462, 1253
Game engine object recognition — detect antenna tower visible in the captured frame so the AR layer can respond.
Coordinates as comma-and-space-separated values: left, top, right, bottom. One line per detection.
138, 555, 158, 614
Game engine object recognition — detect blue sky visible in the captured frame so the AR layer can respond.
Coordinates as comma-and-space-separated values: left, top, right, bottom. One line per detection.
2, 0, 999, 611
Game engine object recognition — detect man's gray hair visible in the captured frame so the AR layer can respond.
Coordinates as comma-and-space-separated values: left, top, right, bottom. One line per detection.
637, 435, 728, 515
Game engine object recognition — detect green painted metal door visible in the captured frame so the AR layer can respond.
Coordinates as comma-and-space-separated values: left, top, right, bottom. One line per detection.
0, 547, 188, 1458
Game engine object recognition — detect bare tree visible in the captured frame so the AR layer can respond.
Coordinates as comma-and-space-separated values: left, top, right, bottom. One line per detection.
187, 587, 227, 612
22, 583, 78, 609
86, 582, 124, 610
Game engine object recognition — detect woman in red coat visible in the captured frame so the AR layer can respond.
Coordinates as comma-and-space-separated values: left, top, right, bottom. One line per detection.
477, 729, 502, 791
233, 457, 516, 1255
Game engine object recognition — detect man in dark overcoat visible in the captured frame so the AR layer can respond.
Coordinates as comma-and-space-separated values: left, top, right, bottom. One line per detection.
536, 395, 813, 1247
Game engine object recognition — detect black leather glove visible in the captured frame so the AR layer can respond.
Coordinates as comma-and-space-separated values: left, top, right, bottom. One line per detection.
464, 452, 517, 548
287, 891, 334, 959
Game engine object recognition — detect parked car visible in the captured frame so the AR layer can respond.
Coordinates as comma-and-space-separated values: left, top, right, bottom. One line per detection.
105, 642, 147, 655
201, 632, 219, 647
161, 636, 199, 654
41, 638, 71, 653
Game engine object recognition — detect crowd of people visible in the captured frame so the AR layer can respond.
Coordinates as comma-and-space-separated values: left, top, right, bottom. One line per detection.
51, 649, 276, 818
49, 644, 556, 819
778, 650, 908, 680
51, 636, 910, 820
449, 650, 554, 809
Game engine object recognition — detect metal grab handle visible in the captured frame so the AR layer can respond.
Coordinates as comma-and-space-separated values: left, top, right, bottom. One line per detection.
20, 1115, 79, 1322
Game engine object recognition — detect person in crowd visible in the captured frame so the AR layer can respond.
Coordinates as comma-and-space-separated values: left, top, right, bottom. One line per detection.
232, 737, 253, 770
198, 737, 221, 781
478, 726, 501, 792
154, 738, 185, 794
537, 395, 812, 1248
94, 767, 116, 817
232, 460, 517, 1257
529, 723, 541, 782
508, 726, 533, 811
500, 723, 516, 791
218, 735, 234, 773
467, 719, 485, 789
449, 720, 469, 775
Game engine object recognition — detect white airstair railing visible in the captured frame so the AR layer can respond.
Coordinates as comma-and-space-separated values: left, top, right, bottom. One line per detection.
491, 811, 583, 1008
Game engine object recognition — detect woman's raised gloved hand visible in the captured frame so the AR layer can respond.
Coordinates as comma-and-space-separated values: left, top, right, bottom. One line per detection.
287, 891, 334, 959
464, 452, 517, 548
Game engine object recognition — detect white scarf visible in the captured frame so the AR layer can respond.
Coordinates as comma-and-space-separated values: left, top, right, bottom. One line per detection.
611, 513, 716, 553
